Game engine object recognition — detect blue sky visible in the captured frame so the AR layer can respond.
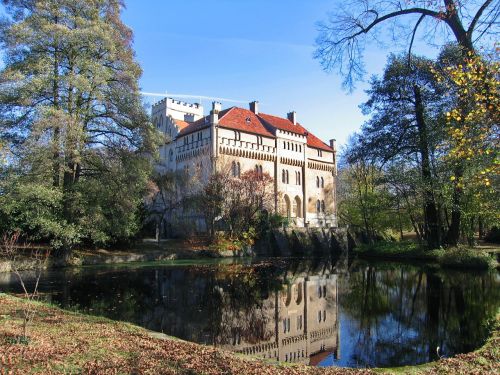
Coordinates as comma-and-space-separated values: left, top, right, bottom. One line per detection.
121, 0, 394, 147
0, 1, 444, 148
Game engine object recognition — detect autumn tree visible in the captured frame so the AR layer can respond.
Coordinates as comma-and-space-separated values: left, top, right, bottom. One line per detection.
0, 1, 158, 251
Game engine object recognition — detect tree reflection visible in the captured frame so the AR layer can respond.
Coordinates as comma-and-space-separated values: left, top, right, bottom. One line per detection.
340, 261, 500, 367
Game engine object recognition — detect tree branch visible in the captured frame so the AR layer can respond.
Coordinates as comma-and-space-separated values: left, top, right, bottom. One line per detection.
468, 0, 494, 35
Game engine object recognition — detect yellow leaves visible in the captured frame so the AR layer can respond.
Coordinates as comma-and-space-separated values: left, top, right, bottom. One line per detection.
450, 176, 456, 181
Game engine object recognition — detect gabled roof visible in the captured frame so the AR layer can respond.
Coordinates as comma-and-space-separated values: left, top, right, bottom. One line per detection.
175, 106, 333, 152
219, 107, 274, 137
174, 119, 191, 130
258, 113, 333, 152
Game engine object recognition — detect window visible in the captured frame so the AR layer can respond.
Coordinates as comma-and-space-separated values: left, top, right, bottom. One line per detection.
316, 176, 320, 188
323, 310, 326, 321
232, 161, 240, 178
316, 200, 321, 213
321, 177, 324, 188
169, 149, 173, 162
285, 170, 289, 184
298, 172, 301, 185
255, 165, 263, 177
317, 149, 323, 157
197, 132, 202, 141
184, 137, 188, 145
287, 142, 290, 150
282, 169, 286, 183
297, 315, 303, 330
257, 136, 263, 145
283, 141, 286, 148
321, 200, 326, 213
299, 145, 302, 152
318, 311, 322, 322
234, 131, 241, 141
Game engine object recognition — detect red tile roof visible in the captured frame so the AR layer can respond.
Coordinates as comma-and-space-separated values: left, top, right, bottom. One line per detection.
174, 119, 191, 130
258, 113, 333, 152
176, 106, 333, 152
219, 107, 274, 137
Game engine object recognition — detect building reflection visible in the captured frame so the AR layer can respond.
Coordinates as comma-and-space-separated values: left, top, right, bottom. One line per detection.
218, 272, 340, 365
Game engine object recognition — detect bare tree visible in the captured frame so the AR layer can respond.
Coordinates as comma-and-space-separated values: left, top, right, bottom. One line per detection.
1, 232, 50, 342
315, 0, 498, 89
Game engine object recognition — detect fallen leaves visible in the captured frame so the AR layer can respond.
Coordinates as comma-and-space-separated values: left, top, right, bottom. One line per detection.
1, 294, 499, 374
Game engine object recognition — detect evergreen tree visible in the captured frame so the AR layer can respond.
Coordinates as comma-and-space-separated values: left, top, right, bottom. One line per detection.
0, 0, 159, 251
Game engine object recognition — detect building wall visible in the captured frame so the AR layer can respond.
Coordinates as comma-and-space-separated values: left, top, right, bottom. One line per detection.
152, 99, 338, 229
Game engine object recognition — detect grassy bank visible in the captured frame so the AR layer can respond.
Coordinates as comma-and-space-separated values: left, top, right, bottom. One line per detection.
354, 241, 498, 270
1, 294, 499, 374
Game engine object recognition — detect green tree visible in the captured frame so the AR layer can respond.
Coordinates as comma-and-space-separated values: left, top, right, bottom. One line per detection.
0, 0, 158, 251
354, 54, 446, 248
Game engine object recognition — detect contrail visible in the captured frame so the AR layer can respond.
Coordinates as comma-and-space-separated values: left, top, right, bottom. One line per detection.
140, 92, 249, 104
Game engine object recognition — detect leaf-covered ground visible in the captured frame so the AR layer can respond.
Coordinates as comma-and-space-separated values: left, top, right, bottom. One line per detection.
0, 294, 498, 374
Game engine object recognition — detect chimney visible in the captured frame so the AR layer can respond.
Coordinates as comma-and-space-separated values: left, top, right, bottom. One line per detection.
287, 111, 297, 125
249, 101, 259, 115
329, 139, 337, 152
210, 101, 221, 124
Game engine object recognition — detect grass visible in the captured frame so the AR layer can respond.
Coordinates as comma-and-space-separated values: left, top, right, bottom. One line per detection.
1, 293, 499, 374
355, 241, 498, 270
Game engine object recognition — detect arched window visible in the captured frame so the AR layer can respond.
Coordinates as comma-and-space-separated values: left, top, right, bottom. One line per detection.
297, 171, 301, 185
287, 142, 290, 150
316, 200, 321, 213
283, 141, 286, 148
282, 169, 286, 183
299, 145, 302, 152
232, 161, 237, 177
316, 176, 320, 188
321, 177, 324, 188
321, 200, 326, 213
285, 170, 289, 184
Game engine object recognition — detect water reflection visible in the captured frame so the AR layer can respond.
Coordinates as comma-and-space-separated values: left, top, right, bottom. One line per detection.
0, 257, 498, 368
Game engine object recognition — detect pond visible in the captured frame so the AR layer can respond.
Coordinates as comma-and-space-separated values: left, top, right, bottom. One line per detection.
0, 257, 498, 368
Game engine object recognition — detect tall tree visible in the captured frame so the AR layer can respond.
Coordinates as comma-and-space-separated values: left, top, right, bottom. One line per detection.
356, 54, 446, 248
315, 0, 498, 89
0, 0, 158, 250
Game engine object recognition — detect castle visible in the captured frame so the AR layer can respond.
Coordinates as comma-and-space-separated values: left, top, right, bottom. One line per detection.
152, 98, 338, 228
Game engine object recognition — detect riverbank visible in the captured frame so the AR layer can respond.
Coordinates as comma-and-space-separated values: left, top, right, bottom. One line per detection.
1, 294, 499, 374
354, 241, 499, 270
0, 238, 253, 273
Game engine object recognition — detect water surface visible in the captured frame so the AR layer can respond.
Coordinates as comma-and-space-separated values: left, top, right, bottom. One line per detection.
0, 257, 498, 368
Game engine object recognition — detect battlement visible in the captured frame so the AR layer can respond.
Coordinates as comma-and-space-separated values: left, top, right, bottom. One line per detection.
152, 97, 204, 121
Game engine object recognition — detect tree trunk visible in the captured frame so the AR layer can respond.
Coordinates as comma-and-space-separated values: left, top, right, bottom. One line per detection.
414, 85, 441, 249
446, 165, 463, 245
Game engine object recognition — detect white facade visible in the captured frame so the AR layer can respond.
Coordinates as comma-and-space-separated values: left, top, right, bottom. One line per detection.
152, 98, 338, 228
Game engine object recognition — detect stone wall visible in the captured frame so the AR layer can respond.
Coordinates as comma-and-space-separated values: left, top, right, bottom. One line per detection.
255, 227, 349, 257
